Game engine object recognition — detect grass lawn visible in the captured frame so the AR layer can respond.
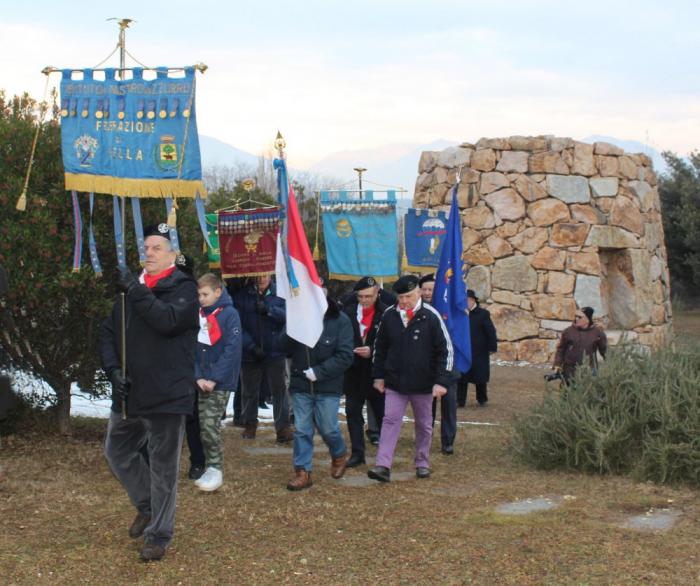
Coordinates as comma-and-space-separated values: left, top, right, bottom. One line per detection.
1, 316, 699, 584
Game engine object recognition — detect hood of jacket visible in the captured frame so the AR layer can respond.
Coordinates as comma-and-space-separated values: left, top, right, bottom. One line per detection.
201, 287, 234, 315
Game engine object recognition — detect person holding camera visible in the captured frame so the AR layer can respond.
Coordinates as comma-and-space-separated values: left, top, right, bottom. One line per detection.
552, 306, 607, 383
234, 275, 293, 442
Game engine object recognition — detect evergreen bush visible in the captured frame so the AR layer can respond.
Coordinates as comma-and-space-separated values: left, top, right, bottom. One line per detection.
513, 341, 700, 486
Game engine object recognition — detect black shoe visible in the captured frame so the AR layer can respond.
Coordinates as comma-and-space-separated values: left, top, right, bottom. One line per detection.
346, 454, 366, 468
128, 512, 151, 539
369, 435, 380, 446
367, 466, 391, 482
140, 543, 166, 562
478, 401, 488, 407
457, 402, 466, 408
441, 444, 454, 455
416, 467, 431, 479
188, 465, 205, 480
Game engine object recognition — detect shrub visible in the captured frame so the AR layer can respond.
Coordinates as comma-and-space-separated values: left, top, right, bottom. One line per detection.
513, 341, 700, 486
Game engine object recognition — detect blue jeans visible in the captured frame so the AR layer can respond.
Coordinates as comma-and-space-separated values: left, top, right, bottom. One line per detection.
291, 392, 346, 472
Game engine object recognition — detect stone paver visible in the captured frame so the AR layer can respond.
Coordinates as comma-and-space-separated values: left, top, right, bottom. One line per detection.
622, 509, 682, 532
496, 496, 561, 515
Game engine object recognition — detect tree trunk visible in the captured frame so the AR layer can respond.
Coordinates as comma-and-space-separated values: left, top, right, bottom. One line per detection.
56, 380, 72, 436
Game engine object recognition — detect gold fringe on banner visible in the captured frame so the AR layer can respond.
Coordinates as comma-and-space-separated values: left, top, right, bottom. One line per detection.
64, 174, 207, 199
403, 264, 438, 273
328, 272, 399, 282
222, 270, 274, 279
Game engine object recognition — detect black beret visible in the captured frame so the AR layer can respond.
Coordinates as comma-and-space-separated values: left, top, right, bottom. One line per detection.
353, 276, 377, 291
418, 273, 435, 287
175, 253, 194, 275
582, 306, 594, 322
143, 223, 171, 240
467, 289, 478, 301
392, 275, 419, 294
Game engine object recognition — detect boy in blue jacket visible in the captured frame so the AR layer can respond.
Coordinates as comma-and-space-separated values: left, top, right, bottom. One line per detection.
194, 273, 242, 492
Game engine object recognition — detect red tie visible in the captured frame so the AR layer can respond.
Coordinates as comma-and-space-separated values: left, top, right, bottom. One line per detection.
406, 308, 414, 321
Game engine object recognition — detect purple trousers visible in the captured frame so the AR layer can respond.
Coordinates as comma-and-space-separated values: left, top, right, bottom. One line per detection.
375, 389, 433, 469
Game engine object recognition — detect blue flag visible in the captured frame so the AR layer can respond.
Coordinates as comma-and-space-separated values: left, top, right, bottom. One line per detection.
432, 186, 472, 373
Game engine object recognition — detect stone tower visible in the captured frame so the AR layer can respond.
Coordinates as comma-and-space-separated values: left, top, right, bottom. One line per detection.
413, 136, 672, 363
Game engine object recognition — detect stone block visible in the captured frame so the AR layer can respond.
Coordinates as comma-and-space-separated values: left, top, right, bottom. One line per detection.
508, 136, 548, 151
546, 272, 576, 294
567, 251, 601, 275
496, 151, 529, 173
485, 188, 526, 221
540, 319, 572, 332
527, 199, 571, 226
495, 341, 517, 362
585, 225, 640, 248
517, 339, 554, 363
571, 204, 603, 224
480, 172, 510, 195
531, 246, 566, 270
509, 226, 549, 254
464, 244, 495, 266
589, 177, 619, 197
548, 137, 574, 151
462, 227, 482, 250
485, 234, 514, 258
466, 265, 491, 300
459, 167, 481, 184
546, 174, 591, 203
429, 184, 450, 206
531, 294, 577, 320
596, 197, 614, 213
456, 183, 480, 208
597, 155, 620, 177
574, 274, 604, 316
550, 223, 590, 248
418, 151, 439, 174
512, 174, 548, 201
628, 180, 655, 211
618, 156, 639, 180
489, 304, 540, 341
651, 304, 666, 325
462, 205, 496, 229
593, 142, 624, 156
572, 143, 596, 176
492, 256, 538, 292
529, 151, 570, 174
610, 197, 644, 235
476, 137, 511, 150
438, 146, 471, 168
496, 221, 523, 239
472, 149, 497, 172
491, 290, 522, 306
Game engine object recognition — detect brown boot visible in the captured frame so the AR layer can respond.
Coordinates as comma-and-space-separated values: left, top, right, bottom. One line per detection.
286, 469, 312, 491
330, 454, 347, 479
276, 426, 294, 444
241, 422, 257, 439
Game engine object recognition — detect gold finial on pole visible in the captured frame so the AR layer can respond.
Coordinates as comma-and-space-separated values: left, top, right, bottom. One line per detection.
274, 130, 286, 159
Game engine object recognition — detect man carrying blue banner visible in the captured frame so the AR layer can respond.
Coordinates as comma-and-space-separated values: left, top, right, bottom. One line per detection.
431, 185, 472, 455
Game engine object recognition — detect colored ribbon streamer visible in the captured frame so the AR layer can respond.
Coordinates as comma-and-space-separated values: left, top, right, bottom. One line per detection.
274, 158, 299, 290
113, 196, 127, 269
195, 192, 211, 248
164, 198, 181, 253
130, 197, 146, 266
88, 192, 103, 276
71, 190, 83, 273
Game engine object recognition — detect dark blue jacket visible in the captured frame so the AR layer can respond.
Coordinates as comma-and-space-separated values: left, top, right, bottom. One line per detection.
195, 289, 242, 391
233, 282, 286, 362
283, 301, 354, 395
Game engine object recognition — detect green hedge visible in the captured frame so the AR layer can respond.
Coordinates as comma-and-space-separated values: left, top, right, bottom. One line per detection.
513, 341, 700, 486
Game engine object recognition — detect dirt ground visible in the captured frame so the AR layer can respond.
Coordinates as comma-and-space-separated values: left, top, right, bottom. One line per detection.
1, 317, 699, 585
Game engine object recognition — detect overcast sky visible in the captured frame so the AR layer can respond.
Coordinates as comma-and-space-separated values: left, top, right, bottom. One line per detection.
2, 0, 698, 167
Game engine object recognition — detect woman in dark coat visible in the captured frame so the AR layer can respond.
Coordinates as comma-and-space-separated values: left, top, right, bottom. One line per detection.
457, 290, 497, 407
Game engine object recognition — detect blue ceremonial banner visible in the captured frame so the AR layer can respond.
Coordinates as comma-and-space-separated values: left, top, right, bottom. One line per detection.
433, 186, 472, 374
59, 67, 205, 198
320, 191, 398, 280
404, 208, 448, 270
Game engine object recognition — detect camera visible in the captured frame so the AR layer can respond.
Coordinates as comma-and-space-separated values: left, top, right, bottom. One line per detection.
544, 372, 563, 382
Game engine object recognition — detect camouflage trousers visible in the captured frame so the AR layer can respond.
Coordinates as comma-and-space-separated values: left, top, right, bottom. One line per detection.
198, 390, 231, 470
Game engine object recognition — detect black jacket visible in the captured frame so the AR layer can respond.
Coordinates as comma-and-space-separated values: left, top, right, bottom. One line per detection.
284, 300, 354, 395
372, 301, 453, 394
342, 297, 388, 397
100, 268, 199, 416
464, 305, 498, 384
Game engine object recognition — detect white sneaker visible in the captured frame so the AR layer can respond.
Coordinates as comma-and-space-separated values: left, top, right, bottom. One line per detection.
196, 467, 223, 492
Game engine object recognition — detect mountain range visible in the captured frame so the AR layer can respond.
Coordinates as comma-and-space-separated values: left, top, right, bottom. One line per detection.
199, 134, 668, 200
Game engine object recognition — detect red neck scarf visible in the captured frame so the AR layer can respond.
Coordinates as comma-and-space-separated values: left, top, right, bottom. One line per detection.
406, 308, 414, 321
199, 307, 223, 345
143, 265, 176, 289
360, 305, 376, 339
